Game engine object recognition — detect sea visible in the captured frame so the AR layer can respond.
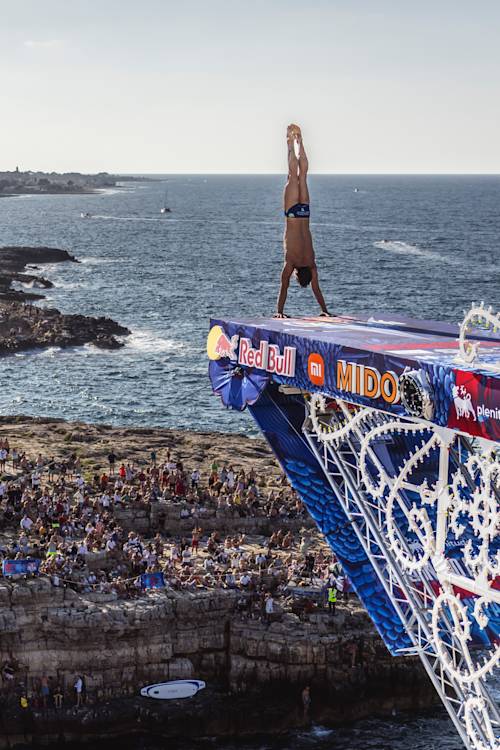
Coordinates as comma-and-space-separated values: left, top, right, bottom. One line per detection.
1, 175, 499, 749
0, 175, 499, 435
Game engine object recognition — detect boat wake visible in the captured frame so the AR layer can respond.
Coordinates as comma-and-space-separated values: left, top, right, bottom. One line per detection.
124, 330, 189, 355
373, 239, 450, 262
79, 256, 120, 265
86, 214, 279, 227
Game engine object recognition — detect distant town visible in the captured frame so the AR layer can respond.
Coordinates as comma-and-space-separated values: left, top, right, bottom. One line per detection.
0, 167, 121, 196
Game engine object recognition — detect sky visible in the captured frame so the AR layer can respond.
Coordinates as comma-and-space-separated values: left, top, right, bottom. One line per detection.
1, 0, 500, 174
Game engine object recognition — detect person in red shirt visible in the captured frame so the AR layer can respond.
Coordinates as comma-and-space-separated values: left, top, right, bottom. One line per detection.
175, 476, 186, 497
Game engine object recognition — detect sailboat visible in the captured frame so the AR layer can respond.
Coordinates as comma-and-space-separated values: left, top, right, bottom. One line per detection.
160, 185, 171, 214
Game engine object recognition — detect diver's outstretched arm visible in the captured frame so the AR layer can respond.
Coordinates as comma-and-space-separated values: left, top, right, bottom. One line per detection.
275, 262, 294, 317
311, 267, 330, 315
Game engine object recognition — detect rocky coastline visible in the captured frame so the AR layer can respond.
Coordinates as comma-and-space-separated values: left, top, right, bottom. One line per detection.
0, 580, 435, 748
0, 417, 438, 747
0, 170, 118, 197
0, 247, 130, 353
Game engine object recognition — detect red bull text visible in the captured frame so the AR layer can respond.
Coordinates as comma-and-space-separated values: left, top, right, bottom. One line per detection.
238, 338, 296, 377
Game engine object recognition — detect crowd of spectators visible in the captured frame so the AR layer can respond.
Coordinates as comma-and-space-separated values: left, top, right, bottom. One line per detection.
0, 436, 356, 714
0, 439, 349, 606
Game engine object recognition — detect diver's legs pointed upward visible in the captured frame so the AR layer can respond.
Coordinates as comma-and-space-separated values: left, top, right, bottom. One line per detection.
298, 135, 310, 205
284, 125, 300, 211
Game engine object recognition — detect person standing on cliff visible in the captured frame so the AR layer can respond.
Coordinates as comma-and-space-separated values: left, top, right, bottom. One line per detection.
264, 592, 274, 624
275, 124, 331, 318
107, 449, 117, 476
327, 585, 337, 616
74, 675, 83, 708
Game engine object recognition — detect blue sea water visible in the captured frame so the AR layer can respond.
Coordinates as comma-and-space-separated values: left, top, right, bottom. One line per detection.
0, 175, 499, 433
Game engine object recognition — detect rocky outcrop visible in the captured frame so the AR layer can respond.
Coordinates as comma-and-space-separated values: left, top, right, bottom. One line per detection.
0, 246, 76, 302
0, 578, 436, 745
0, 246, 130, 352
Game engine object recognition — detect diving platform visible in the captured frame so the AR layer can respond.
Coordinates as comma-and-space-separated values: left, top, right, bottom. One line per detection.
207, 305, 500, 750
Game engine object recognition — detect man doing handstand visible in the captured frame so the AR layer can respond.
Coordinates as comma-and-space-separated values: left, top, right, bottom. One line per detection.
275, 124, 330, 318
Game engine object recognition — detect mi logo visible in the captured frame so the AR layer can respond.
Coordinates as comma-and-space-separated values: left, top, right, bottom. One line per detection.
308, 353, 325, 386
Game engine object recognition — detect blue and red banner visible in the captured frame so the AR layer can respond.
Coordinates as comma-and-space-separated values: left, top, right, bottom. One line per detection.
140, 572, 165, 590
2, 558, 41, 576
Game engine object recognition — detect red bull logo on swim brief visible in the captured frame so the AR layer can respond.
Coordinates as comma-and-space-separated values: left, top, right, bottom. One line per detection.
207, 325, 239, 361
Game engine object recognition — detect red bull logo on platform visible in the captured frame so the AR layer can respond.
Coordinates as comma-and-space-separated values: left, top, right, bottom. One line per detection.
208, 326, 296, 377
238, 337, 296, 377
207, 325, 239, 361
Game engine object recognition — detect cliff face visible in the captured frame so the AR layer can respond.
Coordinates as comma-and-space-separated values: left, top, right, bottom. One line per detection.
0, 578, 435, 744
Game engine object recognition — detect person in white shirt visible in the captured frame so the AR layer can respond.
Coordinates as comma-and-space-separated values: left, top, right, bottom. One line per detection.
225, 570, 236, 587
74, 491, 84, 507
20, 515, 33, 532
265, 594, 274, 623
105, 538, 116, 555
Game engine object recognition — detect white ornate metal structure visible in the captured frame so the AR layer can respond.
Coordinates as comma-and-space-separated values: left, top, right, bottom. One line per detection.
304, 392, 499, 750
455, 303, 500, 369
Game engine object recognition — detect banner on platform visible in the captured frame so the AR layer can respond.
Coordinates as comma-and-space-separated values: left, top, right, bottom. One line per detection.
140, 572, 165, 590
208, 315, 500, 441
2, 558, 41, 576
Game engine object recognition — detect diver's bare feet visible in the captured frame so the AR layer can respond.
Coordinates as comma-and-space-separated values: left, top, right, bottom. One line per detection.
287, 123, 301, 139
